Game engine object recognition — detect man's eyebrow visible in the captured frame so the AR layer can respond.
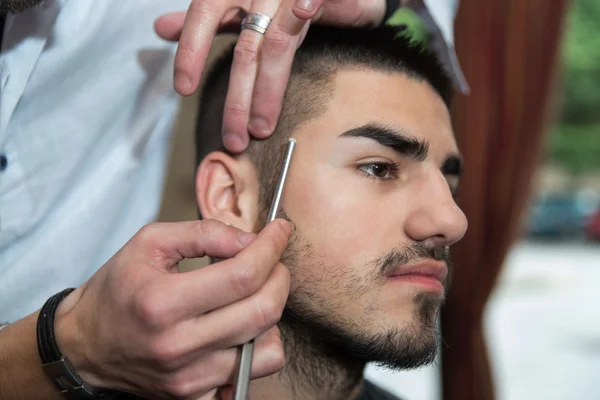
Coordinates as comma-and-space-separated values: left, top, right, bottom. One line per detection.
339, 123, 429, 162
441, 155, 463, 178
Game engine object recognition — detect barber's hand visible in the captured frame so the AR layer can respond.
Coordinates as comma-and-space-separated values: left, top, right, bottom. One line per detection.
154, 0, 387, 153
54, 219, 292, 399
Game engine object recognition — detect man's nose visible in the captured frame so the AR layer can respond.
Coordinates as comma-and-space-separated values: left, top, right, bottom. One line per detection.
404, 175, 468, 248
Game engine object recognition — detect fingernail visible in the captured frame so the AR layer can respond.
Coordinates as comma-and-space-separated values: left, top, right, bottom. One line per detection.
295, 0, 314, 12
249, 117, 271, 137
275, 219, 292, 236
238, 231, 256, 246
223, 133, 245, 152
175, 73, 192, 94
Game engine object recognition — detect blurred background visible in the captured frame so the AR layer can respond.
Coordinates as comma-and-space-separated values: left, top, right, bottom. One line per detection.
157, 0, 599, 399
484, 0, 600, 399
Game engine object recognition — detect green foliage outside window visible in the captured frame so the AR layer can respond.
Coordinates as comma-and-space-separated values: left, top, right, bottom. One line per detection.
552, 0, 600, 174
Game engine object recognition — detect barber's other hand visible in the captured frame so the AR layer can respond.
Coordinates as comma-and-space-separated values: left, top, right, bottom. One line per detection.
54, 219, 291, 399
154, 0, 386, 153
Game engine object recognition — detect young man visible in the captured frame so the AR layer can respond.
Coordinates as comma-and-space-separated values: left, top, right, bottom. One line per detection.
0, 3, 401, 398
195, 26, 467, 400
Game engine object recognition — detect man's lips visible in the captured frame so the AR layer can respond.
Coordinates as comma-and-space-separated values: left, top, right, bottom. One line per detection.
387, 260, 448, 284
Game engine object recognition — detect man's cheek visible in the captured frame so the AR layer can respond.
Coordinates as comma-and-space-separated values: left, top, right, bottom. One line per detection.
286, 173, 390, 257
311, 215, 378, 268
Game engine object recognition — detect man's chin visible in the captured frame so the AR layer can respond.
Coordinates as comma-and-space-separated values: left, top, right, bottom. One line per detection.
342, 325, 440, 371
414, 291, 444, 324
280, 302, 441, 372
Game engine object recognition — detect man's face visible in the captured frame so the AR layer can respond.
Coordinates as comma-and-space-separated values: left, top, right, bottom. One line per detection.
0, 0, 42, 13
276, 69, 467, 369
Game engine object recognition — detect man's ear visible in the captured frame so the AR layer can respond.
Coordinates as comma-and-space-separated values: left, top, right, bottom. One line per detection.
196, 152, 260, 232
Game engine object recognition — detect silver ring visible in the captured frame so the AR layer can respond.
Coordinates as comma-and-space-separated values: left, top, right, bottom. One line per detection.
241, 12, 272, 35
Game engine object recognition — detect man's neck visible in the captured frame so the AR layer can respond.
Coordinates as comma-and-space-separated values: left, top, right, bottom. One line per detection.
249, 321, 367, 400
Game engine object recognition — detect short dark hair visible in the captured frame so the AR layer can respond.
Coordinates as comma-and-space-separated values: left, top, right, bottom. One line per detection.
196, 26, 452, 221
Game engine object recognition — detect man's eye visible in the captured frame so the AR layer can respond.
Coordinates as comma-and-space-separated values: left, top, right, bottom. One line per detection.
358, 163, 399, 180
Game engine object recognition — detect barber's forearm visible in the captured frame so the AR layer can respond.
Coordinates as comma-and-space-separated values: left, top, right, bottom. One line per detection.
0, 311, 63, 400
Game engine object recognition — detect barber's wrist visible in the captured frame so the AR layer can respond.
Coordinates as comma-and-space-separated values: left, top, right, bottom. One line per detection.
39, 288, 125, 399
0, 312, 64, 400
53, 289, 99, 387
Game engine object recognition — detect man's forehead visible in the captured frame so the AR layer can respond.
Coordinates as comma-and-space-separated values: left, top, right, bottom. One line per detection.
328, 68, 450, 118
295, 68, 457, 155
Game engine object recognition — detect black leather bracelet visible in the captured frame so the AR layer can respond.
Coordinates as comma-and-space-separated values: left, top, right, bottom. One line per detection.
37, 288, 75, 365
36, 289, 145, 400
382, 0, 401, 25
37, 288, 101, 399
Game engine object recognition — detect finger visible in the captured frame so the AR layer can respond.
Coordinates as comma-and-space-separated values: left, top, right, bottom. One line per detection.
221, 1, 281, 153
156, 261, 289, 363
159, 327, 285, 399
173, 0, 227, 96
191, 262, 290, 348
248, 4, 309, 138
292, 0, 327, 20
250, 325, 286, 379
150, 219, 292, 320
132, 220, 257, 269
154, 12, 187, 41
312, 0, 386, 27
155, 10, 248, 42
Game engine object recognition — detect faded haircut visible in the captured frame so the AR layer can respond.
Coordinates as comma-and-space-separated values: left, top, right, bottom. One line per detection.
196, 26, 452, 222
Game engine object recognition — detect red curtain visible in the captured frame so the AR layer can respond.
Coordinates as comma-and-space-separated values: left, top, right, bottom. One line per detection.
441, 1, 570, 399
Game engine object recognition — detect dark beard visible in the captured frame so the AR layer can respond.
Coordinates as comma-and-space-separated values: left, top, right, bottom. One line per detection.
279, 293, 442, 398
276, 219, 452, 398
0, 0, 43, 13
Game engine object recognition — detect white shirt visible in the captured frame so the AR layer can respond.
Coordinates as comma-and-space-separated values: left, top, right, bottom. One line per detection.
0, 0, 190, 322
